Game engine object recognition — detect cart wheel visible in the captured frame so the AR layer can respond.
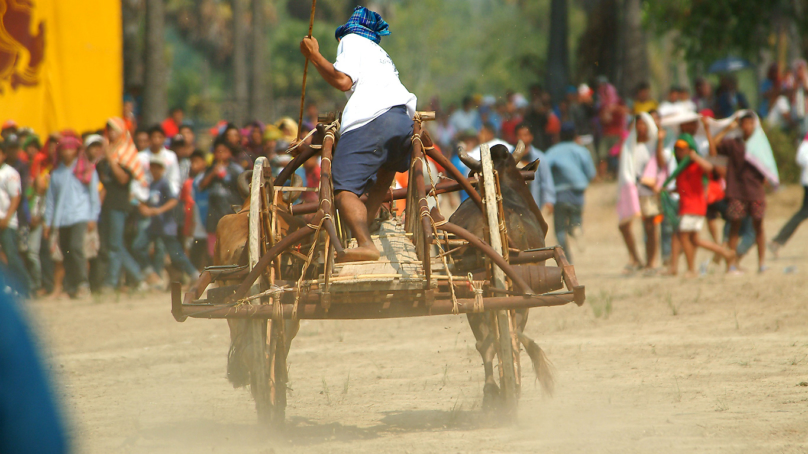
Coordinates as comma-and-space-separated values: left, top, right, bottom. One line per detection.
247, 158, 282, 424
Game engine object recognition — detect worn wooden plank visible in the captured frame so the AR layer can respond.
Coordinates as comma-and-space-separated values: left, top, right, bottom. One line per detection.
328, 219, 426, 292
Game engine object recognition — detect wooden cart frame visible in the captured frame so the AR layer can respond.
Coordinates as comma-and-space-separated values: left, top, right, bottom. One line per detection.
171, 112, 585, 423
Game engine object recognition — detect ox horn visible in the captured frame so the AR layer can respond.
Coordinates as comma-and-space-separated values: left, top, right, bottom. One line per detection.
457, 142, 482, 172
512, 140, 527, 163
282, 173, 305, 204
236, 170, 253, 199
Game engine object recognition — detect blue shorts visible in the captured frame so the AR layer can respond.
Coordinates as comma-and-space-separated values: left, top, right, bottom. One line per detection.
332, 105, 413, 196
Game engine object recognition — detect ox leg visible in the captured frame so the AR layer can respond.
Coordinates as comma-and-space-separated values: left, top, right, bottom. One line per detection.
513, 309, 554, 395
467, 312, 501, 410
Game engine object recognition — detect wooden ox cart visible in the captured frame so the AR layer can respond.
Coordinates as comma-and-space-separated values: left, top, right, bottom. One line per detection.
170, 111, 585, 424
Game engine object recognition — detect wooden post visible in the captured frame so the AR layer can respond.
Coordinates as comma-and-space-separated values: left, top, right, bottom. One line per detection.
479, 143, 518, 417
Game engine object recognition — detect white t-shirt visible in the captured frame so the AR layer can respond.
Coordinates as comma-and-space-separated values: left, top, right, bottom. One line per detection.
0, 163, 21, 229
137, 148, 181, 199
333, 34, 417, 134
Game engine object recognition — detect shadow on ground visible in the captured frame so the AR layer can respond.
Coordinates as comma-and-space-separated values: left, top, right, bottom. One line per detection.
136, 408, 504, 449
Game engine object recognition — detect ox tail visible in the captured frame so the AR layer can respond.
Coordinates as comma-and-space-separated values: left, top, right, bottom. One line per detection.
226, 320, 254, 388
517, 332, 554, 396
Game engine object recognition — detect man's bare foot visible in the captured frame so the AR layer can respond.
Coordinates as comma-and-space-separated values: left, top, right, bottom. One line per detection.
683, 271, 698, 279
337, 245, 381, 263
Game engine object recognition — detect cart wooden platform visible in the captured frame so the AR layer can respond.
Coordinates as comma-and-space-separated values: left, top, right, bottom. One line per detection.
170, 112, 585, 423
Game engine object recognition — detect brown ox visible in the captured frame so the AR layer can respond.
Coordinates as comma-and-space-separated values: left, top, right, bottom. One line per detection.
214, 171, 306, 389
450, 143, 553, 409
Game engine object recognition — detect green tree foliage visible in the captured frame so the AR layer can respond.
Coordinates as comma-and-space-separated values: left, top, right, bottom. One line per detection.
271, 0, 554, 108
643, 0, 801, 63
162, 0, 587, 121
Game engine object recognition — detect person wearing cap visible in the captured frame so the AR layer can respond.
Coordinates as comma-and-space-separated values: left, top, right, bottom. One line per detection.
83, 135, 105, 163
1, 120, 18, 140
299, 5, 417, 262
544, 124, 596, 263
44, 136, 100, 299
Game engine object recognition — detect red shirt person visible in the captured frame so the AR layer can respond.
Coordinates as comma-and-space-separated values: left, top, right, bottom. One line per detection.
161, 107, 184, 138
669, 134, 734, 277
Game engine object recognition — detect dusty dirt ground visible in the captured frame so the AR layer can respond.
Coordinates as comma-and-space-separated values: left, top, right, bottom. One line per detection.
26, 182, 808, 453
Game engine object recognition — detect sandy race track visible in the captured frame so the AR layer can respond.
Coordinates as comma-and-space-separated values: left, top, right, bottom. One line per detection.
25, 182, 808, 453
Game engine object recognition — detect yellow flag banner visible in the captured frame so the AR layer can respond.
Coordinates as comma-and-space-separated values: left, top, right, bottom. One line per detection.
0, 0, 122, 135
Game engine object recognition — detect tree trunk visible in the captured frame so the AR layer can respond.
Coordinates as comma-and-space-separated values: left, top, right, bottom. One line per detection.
142, 0, 167, 127
233, 0, 249, 125
618, 0, 649, 96
546, 0, 569, 104
576, 0, 619, 87
122, 0, 142, 92
250, 0, 266, 121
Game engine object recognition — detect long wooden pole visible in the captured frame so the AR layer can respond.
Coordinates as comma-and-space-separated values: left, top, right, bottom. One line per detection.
297, 0, 317, 141
480, 143, 518, 418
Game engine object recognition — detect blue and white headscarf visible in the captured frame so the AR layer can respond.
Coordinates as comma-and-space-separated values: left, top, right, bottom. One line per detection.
334, 6, 390, 44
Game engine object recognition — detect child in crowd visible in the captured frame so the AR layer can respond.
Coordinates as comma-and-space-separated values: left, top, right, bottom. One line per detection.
136, 157, 198, 284
197, 140, 243, 259
186, 150, 210, 270
0, 143, 31, 295
668, 134, 734, 277
44, 136, 100, 299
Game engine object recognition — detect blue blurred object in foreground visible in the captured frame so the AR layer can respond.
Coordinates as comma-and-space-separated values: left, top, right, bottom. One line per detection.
0, 291, 68, 453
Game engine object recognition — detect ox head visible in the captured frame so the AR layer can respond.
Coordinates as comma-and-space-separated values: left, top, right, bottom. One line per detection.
457, 140, 531, 175
450, 141, 548, 252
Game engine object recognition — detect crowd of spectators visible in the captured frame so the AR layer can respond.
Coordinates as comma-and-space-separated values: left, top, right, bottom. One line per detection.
0, 105, 317, 298
424, 67, 808, 274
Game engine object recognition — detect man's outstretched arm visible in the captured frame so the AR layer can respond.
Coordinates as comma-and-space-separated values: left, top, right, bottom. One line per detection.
300, 37, 353, 92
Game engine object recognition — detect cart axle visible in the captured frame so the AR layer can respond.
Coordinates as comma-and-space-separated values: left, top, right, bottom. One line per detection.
172, 289, 579, 321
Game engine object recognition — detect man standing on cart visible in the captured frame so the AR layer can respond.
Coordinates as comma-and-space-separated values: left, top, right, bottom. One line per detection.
300, 6, 417, 262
